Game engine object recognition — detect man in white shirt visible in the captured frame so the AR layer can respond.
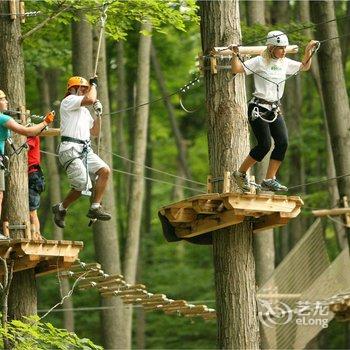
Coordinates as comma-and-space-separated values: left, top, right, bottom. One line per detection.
52, 76, 111, 228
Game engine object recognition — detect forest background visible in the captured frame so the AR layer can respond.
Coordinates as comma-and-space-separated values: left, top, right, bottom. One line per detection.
2, 0, 350, 349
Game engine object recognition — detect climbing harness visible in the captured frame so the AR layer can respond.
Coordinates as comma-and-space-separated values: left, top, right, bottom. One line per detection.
250, 99, 281, 124
93, 3, 108, 156
60, 136, 91, 196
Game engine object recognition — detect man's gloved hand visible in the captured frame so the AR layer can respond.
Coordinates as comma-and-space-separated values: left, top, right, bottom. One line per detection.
93, 100, 103, 115
44, 111, 55, 124
89, 76, 98, 87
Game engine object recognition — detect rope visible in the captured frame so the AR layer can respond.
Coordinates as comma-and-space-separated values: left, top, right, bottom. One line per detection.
93, 3, 108, 157
107, 75, 201, 117
38, 270, 90, 321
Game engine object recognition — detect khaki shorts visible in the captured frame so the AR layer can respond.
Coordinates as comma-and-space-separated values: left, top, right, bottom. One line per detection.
58, 146, 108, 192
0, 169, 5, 192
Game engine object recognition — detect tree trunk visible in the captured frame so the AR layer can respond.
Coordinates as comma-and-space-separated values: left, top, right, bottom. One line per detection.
246, 3, 275, 347
311, 0, 350, 250
341, 1, 350, 66
246, 0, 265, 25
35, 66, 75, 332
151, 44, 192, 180
124, 22, 152, 349
199, 1, 259, 348
284, 75, 305, 247
0, 1, 37, 320
271, 0, 290, 24
300, 0, 347, 250
115, 41, 131, 208
71, 10, 93, 76
91, 30, 126, 350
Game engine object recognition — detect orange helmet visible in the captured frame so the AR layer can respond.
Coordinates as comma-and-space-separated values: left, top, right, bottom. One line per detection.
67, 76, 89, 91
0, 90, 6, 99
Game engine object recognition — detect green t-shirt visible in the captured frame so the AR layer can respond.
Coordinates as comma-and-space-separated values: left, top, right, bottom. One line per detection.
0, 113, 11, 154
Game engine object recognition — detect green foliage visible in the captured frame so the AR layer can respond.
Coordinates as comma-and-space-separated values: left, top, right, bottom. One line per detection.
0, 316, 102, 350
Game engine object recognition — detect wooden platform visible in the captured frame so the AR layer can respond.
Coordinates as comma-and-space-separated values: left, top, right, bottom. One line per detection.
329, 295, 350, 322
158, 192, 303, 244
0, 239, 83, 276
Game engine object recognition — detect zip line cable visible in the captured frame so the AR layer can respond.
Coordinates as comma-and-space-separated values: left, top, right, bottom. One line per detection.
39, 149, 350, 206
288, 172, 350, 191
237, 13, 350, 47
40, 149, 206, 193
95, 144, 206, 187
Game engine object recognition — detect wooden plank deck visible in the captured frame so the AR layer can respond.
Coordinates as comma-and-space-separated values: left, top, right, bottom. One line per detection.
159, 192, 303, 244
0, 239, 83, 276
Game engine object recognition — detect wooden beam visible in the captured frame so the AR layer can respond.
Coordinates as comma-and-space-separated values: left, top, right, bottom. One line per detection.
312, 207, 350, 217
9, 0, 17, 20
210, 57, 217, 74
253, 213, 290, 233
40, 128, 61, 137
176, 211, 245, 238
207, 175, 213, 193
223, 171, 231, 193
163, 207, 196, 223
212, 45, 299, 56
19, 1, 25, 23
222, 193, 300, 213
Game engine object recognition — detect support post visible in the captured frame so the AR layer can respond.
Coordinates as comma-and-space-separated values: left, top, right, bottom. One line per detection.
207, 175, 213, 193
19, 1, 25, 23
341, 196, 350, 228
9, 0, 16, 20
223, 171, 231, 193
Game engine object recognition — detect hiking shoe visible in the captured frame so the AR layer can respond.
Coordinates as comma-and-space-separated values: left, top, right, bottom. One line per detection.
261, 178, 288, 192
87, 206, 111, 221
233, 170, 251, 192
52, 204, 67, 228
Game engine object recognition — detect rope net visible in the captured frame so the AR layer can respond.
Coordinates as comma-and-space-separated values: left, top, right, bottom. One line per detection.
258, 219, 330, 349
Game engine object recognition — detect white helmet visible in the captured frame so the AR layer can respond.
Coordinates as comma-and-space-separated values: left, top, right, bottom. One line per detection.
266, 30, 289, 46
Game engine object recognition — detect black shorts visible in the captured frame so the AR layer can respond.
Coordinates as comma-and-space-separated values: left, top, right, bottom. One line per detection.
29, 169, 45, 211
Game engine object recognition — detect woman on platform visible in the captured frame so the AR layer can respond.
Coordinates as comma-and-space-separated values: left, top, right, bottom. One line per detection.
231, 31, 318, 192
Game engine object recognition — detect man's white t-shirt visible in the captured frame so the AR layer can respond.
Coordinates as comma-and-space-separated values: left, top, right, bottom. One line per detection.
59, 95, 94, 153
243, 56, 301, 102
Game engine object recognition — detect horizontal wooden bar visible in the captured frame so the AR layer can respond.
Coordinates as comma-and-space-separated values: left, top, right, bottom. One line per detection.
312, 208, 350, 217
212, 45, 299, 56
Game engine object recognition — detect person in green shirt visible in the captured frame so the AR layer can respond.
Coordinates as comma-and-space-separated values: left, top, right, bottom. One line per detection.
0, 89, 54, 239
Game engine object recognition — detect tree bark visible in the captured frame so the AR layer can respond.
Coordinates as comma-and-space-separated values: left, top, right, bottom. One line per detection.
91, 30, 126, 350
71, 10, 93, 77
271, 0, 290, 24
199, 1, 259, 348
341, 1, 350, 66
284, 75, 305, 247
311, 0, 350, 250
123, 21, 152, 349
246, 0, 265, 25
246, 5, 275, 347
0, 1, 37, 320
115, 40, 131, 207
35, 66, 75, 332
151, 44, 192, 180
299, 0, 347, 250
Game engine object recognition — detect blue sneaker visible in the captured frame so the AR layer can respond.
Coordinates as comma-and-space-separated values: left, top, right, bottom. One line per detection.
261, 178, 288, 192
